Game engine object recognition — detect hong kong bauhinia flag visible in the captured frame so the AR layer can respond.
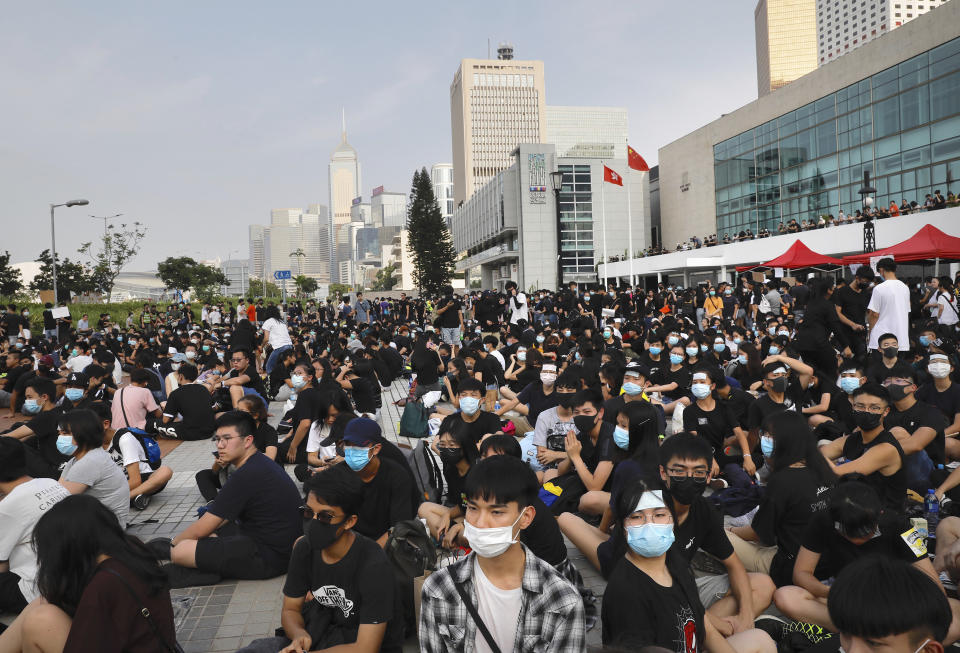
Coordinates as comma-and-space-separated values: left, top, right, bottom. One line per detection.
603, 165, 623, 186
628, 145, 650, 171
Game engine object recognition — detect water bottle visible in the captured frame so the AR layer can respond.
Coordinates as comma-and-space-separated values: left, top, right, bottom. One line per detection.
494, 401, 500, 412
926, 489, 940, 547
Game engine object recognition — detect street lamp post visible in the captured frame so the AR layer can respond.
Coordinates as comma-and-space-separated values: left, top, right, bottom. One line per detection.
50, 199, 89, 303
89, 213, 123, 260
858, 172, 877, 253
550, 170, 564, 291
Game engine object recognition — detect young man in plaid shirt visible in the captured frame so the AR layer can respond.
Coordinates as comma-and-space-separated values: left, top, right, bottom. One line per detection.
419, 455, 585, 652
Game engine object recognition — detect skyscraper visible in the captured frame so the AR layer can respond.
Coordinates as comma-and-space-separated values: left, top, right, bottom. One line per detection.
450, 45, 546, 205
430, 163, 454, 228
755, 0, 819, 96
248, 225, 266, 281
328, 112, 362, 282
817, 0, 949, 64
545, 106, 629, 159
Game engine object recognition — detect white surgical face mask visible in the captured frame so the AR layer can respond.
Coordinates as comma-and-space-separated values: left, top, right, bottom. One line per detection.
929, 362, 951, 379
463, 509, 527, 558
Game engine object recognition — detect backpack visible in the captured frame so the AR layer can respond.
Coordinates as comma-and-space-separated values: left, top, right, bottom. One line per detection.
758, 293, 772, 314
384, 519, 437, 578
403, 440, 444, 503
110, 427, 162, 471
399, 400, 430, 438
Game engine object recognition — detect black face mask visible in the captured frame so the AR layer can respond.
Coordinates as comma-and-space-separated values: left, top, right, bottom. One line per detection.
886, 384, 911, 402
882, 346, 899, 360
558, 394, 576, 409
437, 447, 464, 465
852, 409, 884, 431
667, 475, 708, 505
770, 377, 789, 393
303, 518, 345, 552
573, 415, 597, 435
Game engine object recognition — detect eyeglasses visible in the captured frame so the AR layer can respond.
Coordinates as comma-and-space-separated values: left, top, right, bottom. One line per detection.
211, 435, 241, 444
851, 403, 885, 413
299, 505, 344, 524
667, 469, 709, 480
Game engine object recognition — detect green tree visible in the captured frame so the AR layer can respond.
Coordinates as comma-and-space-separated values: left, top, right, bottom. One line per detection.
329, 283, 351, 299
157, 256, 199, 294
78, 221, 147, 301
248, 278, 281, 298
371, 264, 397, 291
0, 251, 23, 297
30, 250, 97, 300
294, 274, 318, 297
405, 167, 456, 294
193, 264, 229, 303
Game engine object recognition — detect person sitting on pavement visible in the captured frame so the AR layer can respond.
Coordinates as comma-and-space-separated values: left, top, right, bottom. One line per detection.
110, 368, 161, 433
238, 464, 403, 653
90, 401, 173, 511
436, 377, 502, 447
158, 411, 302, 585
4, 377, 70, 479
158, 363, 215, 441
56, 408, 131, 527
0, 437, 70, 614
60, 372, 94, 412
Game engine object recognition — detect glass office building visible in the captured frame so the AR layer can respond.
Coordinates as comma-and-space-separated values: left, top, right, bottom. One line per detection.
714, 35, 960, 236
557, 164, 596, 279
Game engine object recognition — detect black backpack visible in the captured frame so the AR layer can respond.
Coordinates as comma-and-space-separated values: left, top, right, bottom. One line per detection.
384, 519, 437, 578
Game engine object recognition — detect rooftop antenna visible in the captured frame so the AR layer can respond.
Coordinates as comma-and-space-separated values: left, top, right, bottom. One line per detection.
487, 37, 490, 59
341, 108, 346, 141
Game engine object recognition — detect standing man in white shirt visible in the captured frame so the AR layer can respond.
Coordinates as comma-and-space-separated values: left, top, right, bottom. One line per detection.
867, 258, 911, 352
505, 280, 529, 325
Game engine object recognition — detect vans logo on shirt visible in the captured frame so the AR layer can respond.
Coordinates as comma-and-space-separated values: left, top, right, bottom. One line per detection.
313, 585, 355, 618
683, 537, 696, 551
698, 418, 708, 426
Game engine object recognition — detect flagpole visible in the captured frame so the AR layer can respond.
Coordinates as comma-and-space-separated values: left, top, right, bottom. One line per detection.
601, 161, 608, 288
626, 157, 634, 288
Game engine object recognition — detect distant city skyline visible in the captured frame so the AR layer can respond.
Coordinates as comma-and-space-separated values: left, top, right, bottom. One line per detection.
0, 1, 760, 269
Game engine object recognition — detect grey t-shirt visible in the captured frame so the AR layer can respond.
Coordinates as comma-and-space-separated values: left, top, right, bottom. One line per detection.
765, 289, 782, 313
532, 406, 576, 468
61, 448, 130, 526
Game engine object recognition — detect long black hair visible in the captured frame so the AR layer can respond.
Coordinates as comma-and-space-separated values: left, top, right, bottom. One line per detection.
763, 411, 835, 484
57, 408, 105, 453
617, 401, 661, 468
34, 494, 167, 617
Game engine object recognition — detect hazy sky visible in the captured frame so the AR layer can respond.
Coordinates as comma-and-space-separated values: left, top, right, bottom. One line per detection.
1, 1, 758, 270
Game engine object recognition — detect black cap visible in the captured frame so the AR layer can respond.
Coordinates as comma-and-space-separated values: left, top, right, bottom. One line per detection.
66, 372, 89, 387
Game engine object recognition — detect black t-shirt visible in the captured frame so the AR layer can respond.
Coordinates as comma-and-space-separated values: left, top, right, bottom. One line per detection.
291, 386, 326, 426
226, 365, 267, 398
163, 384, 215, 441
842, 430, 906, 511
602, 553, 703, 653
253, 422, 279, 453
43, 309, 57, 331
866, 360, 914, 386
662, 367, 692, 398
801, 510, 925, 580
283, 533, 402, 653
751, 467, 832, 586
518, 497, 568, 566
884, 399, 947, 465
516, 382, 561, 425
347, 375, 379, 414
718, 388, 755, 430
207, 452, 302, 569
576, 422, 615, 477
26, 407, 70, 472
683, 401, 739, 460
351, 458, 415, 541
829, 392, 858, 434
410, 350, 442, 386
917, 382, 960, 430
747, 381, 805, 432
438, 411, 501, 446
672, 495, 734, 563
436, 297, 462, 328
638, 352, 667, 382
831, 284, 870, 327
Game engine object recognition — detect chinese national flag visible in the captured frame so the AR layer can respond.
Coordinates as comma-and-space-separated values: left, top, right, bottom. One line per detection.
603, 164, 623, 186
628, 145, 650, 171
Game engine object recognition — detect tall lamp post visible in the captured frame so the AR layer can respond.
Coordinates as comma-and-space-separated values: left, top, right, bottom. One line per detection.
550, 170, 564, 291
858, 172, 877, 252
50, 199, 89, 302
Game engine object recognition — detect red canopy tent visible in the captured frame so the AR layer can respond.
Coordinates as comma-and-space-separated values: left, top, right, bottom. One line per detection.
841, 224, 960, 264
735, 240, 845, 273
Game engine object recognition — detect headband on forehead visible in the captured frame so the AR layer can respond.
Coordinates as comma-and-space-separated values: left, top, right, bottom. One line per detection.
772, 367, 787, 375
692, 372, 708, 381
634, 490, 666, 512
929, 354, 949, 363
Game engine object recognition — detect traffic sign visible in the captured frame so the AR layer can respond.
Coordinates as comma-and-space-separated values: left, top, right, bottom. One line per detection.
274, 270, 292, 280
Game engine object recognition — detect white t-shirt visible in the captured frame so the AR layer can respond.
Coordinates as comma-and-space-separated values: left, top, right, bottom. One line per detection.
938, 292, 959, 326
473, 556, 522, 653
866, 278, 911, 351
305, 421, 337, 460
66, 354, 93, 373
508, 292, 529, 325
0, 478, 70, 602
262, 317, 293, 349
109, 431, 154, 476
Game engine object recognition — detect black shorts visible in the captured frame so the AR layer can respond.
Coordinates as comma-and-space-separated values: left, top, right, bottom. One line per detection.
194, 534, 285, 580
0, 570, 28, 613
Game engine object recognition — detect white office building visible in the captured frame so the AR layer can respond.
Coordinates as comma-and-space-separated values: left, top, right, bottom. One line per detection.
371, 187, 407, 229
817, 0, 951, 64
545, 106, 629, 160
248, 225, 267, 281
220, 259, 249, 297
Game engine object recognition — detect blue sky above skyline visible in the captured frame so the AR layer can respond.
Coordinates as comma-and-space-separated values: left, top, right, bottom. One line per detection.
0, 1, 758, 269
